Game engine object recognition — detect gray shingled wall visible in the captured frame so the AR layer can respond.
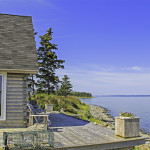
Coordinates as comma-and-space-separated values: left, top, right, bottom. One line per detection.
0, 14, 38, 72
0, 73, 28, 128
0, 14, 38, 128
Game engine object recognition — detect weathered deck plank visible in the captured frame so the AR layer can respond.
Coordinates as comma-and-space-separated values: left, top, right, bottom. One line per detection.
48, 113, 146, 150
0, 112, 146, 149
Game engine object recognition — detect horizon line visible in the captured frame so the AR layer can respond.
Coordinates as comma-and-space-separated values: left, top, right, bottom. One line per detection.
94, 95, 150, 97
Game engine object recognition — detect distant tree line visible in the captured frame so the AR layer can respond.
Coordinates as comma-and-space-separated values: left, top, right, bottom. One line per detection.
70, 91, 92, 97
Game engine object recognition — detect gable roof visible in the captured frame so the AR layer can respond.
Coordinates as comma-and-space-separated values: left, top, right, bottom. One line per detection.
0, 14, 38, 74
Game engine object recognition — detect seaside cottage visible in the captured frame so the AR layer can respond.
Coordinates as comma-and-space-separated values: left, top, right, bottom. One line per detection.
0, 14, 38, 128
0, 14, 147, 150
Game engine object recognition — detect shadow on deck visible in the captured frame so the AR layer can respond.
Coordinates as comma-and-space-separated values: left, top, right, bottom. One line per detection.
49, 113, 90, 127
48, 113, 146, 150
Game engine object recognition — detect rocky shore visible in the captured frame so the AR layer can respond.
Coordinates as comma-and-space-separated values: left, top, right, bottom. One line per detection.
88, 104, 115, 130
88, 104, 150, 149
88, 104, 150, 135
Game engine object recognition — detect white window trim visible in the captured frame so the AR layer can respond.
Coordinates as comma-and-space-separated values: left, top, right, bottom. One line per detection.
0, 72, 7, 121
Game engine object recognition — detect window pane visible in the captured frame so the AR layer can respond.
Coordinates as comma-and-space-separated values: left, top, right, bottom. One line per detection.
0, 75, 2, 116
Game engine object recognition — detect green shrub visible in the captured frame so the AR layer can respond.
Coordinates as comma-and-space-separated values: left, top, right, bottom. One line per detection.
119, 111, 135, 117
64, 105, 77, 114
71, 101, 79, 109
31, 93, 105, 126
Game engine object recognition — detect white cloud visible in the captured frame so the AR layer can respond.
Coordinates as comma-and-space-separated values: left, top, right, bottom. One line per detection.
56, 65, 150, 95
127, 66, 142, 71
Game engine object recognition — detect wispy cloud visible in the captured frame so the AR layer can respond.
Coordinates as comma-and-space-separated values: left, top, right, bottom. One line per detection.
56, 65, 150, 95
130, 66, 142, 71
122, 66, 142, 72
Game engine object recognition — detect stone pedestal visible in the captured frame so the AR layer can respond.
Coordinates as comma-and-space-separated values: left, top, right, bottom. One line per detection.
45, 104, 53, 113
115, 117, 139, 138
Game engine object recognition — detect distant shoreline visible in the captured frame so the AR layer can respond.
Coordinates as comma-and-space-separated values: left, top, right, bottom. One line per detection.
94, 95, 150, 97
78, 96, 94, 98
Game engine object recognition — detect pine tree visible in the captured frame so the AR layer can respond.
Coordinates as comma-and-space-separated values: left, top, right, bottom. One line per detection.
36, 28, 65, 95
27, 32, 38, 100
58, 75, 72, 97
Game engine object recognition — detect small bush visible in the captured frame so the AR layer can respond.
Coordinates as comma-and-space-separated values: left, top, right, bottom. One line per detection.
64, 105, 77, 114
31, 93, 105, 126
119, 111, 135, 117
71, 102, 79, 109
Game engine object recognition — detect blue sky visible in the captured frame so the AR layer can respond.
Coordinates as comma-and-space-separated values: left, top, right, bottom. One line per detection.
1, 0, 150, 95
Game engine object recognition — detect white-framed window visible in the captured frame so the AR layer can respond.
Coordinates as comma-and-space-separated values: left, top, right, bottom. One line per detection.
0, 72, 7, 120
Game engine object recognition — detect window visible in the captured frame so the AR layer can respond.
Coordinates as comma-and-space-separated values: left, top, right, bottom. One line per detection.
0, 73, 7, 120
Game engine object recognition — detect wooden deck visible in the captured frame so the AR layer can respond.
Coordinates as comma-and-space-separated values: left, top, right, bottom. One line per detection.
49, 113, 146, 150
0, 113, 146, 150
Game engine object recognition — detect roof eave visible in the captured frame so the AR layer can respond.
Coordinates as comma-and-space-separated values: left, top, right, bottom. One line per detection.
0, 69, 39, 74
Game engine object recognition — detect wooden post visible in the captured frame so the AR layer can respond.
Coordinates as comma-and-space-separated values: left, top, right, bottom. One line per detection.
44, 116, 48, 130
29, 111, 34, 126
3, 132, 8, 150
29, 116, 34, 126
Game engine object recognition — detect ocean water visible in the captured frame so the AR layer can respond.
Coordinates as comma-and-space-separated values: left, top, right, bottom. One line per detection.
80, 96, 150, 133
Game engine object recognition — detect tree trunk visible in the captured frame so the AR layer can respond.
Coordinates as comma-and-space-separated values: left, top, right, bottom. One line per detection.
48, 80, 50, 95
31, 75, 35, 98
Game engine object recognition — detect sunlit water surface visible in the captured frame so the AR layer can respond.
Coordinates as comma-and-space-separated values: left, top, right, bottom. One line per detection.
80, 96, 150, 133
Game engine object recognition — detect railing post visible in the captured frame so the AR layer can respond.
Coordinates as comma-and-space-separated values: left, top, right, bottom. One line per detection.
3, 132, 8, 150
29, 111, 34, 126
44, 116, 48, 130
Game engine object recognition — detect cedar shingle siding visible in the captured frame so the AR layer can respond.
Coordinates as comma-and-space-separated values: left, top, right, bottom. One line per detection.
0, 14, 38, 73
0, 14, 38, 128
0, 73, 28, 128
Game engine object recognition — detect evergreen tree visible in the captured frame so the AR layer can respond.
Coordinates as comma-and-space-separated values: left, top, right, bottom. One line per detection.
58, 75, 72, 97
27, 32, 38, 100
28, 74, 36, 94
27, 74, 36, 103
36, 28, 65, 95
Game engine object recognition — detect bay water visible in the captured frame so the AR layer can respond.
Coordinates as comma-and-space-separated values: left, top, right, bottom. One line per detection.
80, 96, 150, 133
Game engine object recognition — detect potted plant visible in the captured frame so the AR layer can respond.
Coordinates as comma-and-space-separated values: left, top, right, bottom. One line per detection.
115, 112, 140, 138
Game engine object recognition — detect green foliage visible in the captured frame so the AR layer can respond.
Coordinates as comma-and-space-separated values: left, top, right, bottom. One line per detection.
89, 117, 105, 125
36, 28, 65, 95
119, 111, 135, 117
134, 144, 150, 150
70, 91, 92, 97
27, 74, 36, 102
71, 101, 79, 109
33, 94, 80, 112
57, 75, 72, 97
64, 105, 77, 114
32, 93, 104, 125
